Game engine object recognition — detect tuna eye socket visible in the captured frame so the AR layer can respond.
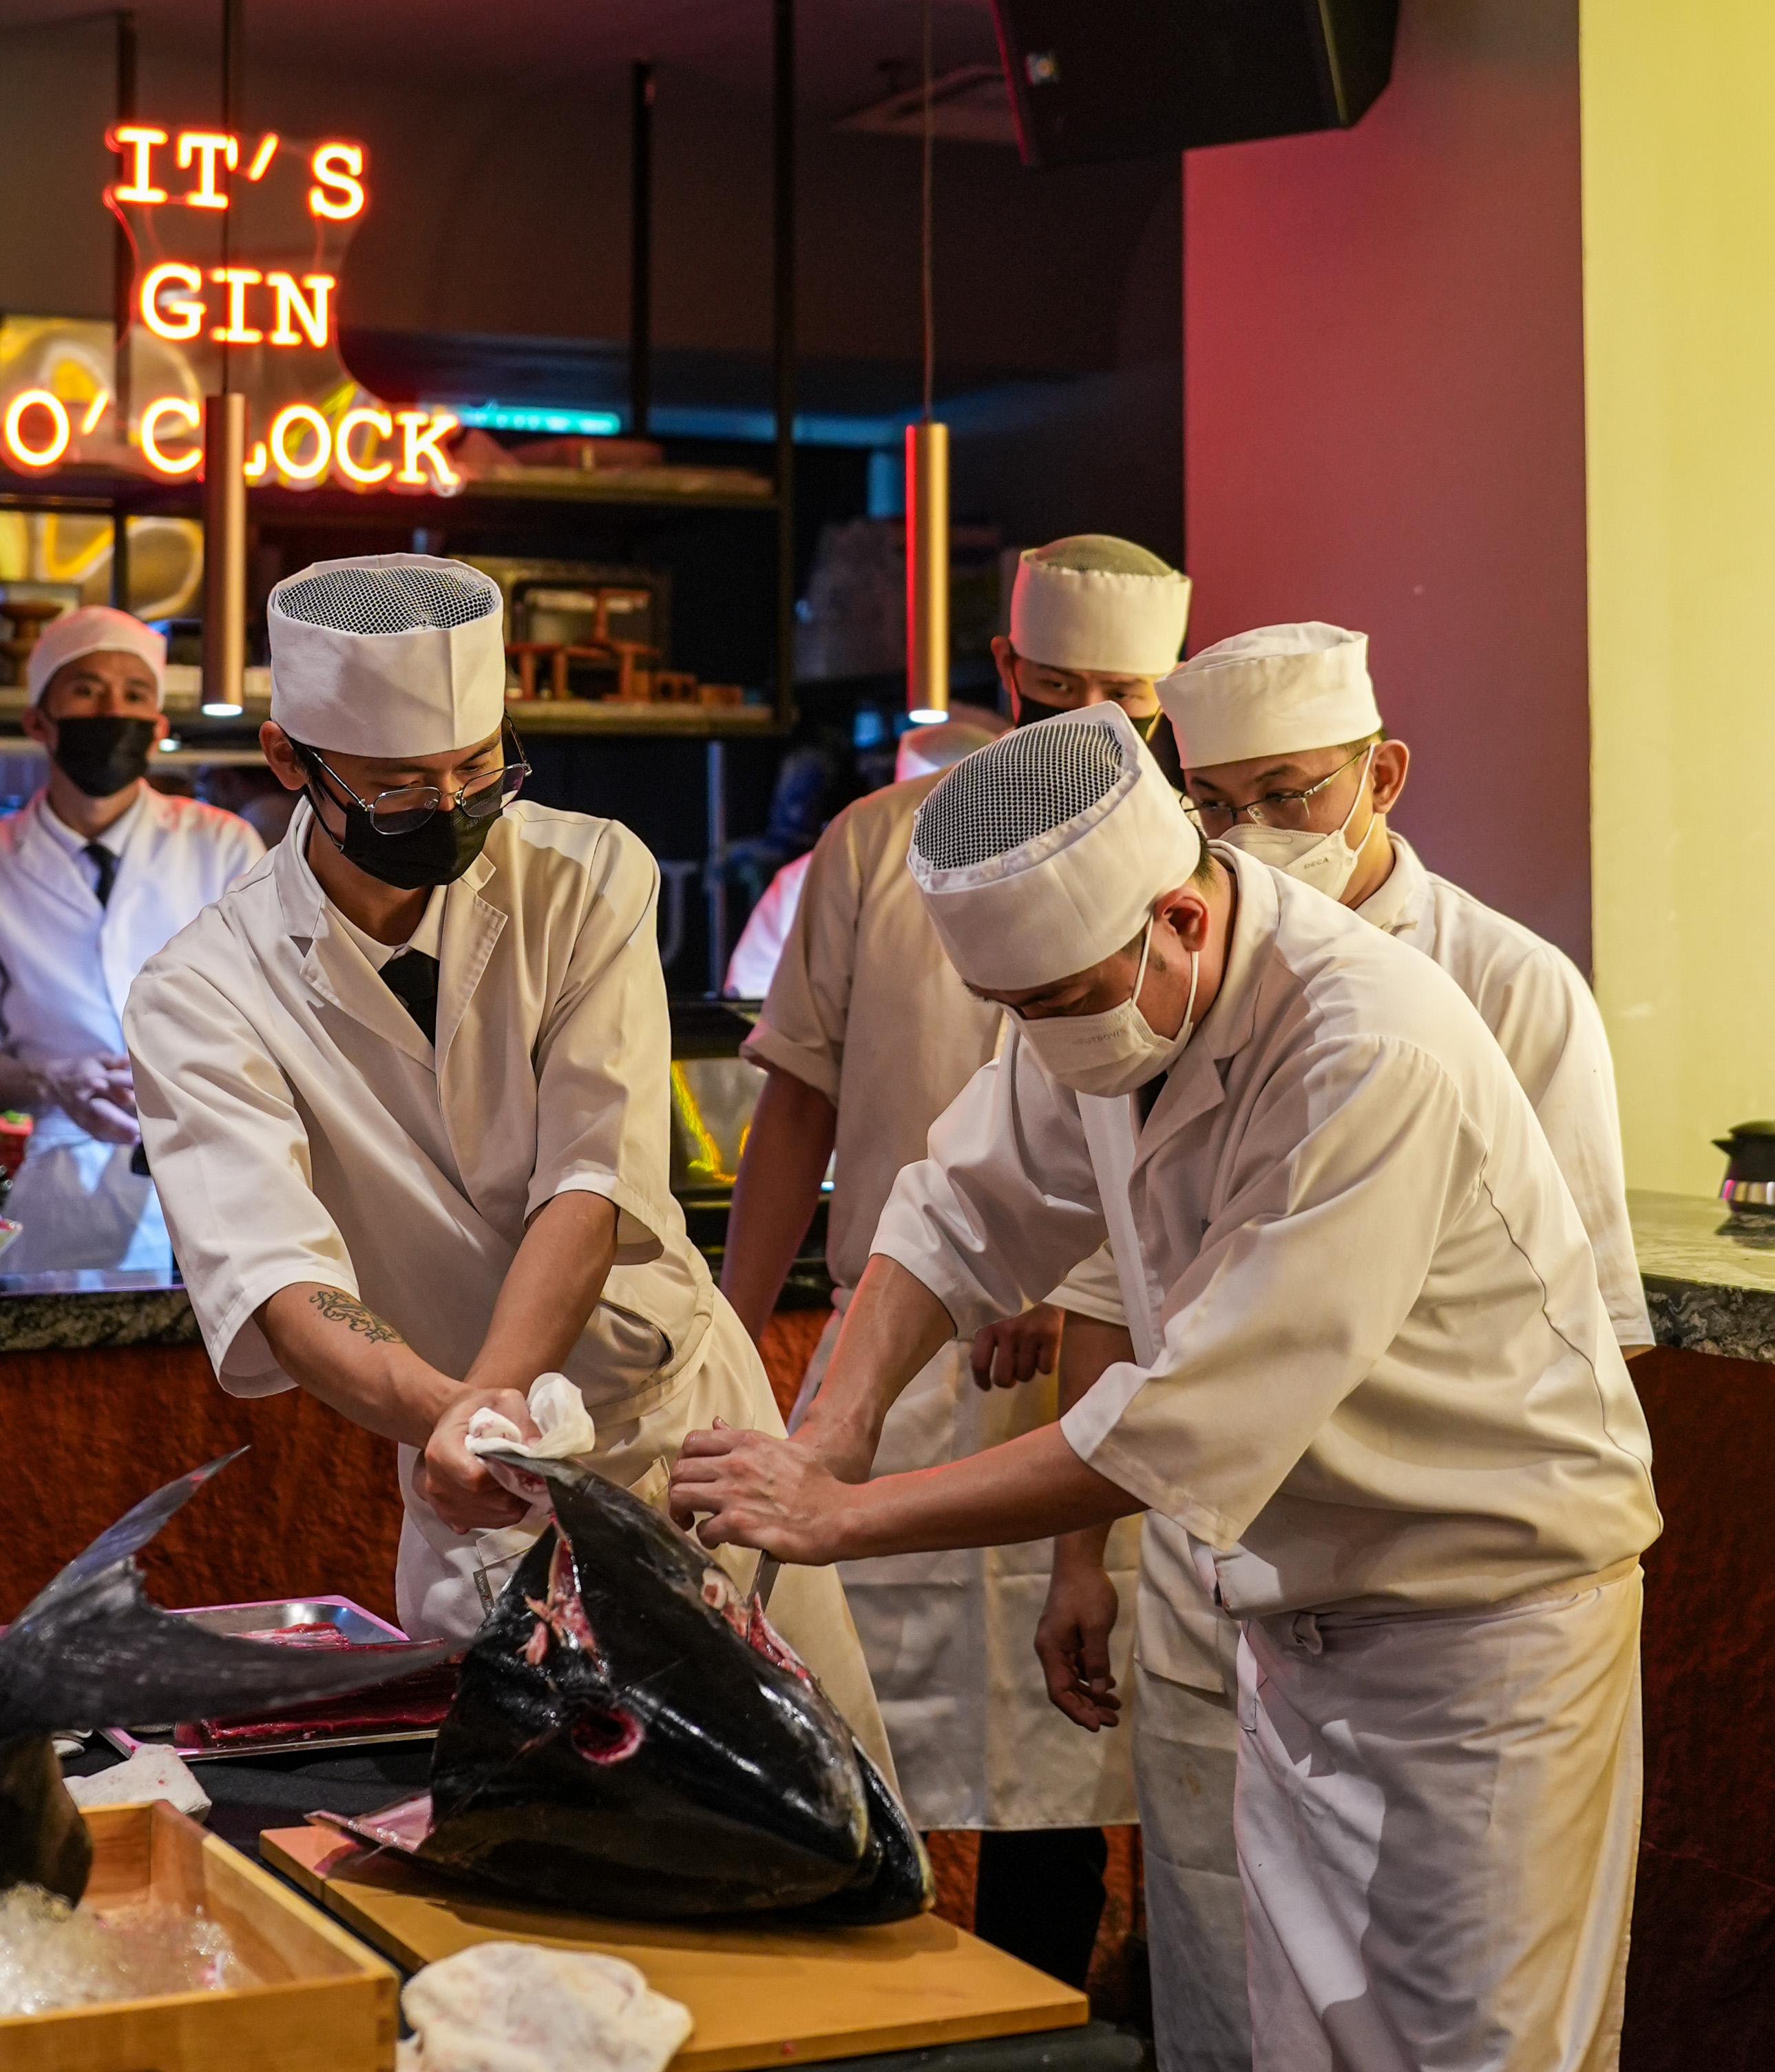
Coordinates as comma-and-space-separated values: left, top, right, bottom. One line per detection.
571, 1708, 643, 1766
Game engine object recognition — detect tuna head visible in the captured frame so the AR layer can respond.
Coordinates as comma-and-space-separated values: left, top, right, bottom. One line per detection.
423, 1463, 929, 1921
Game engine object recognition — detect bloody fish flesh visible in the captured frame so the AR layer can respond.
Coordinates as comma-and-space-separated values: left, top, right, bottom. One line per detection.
344, 1456, 932, 1923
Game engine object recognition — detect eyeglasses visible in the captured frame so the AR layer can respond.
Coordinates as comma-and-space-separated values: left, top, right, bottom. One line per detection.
1185, 744, 1373, 837
295, 722, 531, 835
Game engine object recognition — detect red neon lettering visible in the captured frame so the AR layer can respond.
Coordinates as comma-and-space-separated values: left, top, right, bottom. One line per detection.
308, 142, 366, 221
140, 263, 204, 342
109, 125, 169, 205
269, 404, 330, 481
395, 410, 459, 488
140, 397, 202, 476
337, 408, 394, 485
210, 266, 264, 344
244, 132, 279, 182
178, 131, 238, 209
3, 390, 72, 470
266, 272, 335, 348
245, 440, 268, 482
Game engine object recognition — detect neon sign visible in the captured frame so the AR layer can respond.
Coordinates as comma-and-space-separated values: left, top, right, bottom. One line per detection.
0, 123, 456, 492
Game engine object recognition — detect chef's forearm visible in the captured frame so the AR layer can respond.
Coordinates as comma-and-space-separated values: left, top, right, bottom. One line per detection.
259, 1283, 459, 1447
465, 1190, 619, 1396
719, 1066, 837, 1341
835, 1421, 1142, 1559
1053, 1313, 1137, 1570
795, 1254, 959, 1469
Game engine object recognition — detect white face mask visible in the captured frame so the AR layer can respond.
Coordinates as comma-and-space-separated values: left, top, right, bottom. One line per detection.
1015, 915, 1201, 1099
1219, 744, 1376, 901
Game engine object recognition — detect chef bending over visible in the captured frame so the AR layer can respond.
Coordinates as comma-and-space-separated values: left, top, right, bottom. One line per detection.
671, 704, 1660, 2072
123, 554, 888, 1773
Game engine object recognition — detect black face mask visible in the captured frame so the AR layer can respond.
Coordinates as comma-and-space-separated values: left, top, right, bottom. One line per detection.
311, 788, 500, 890
1013, 694, 1186, 792
49, 715, 158, 799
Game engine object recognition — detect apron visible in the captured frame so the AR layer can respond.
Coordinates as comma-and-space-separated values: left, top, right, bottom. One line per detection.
792, 1297, 1140, 1832
1, 1139, 172, 1275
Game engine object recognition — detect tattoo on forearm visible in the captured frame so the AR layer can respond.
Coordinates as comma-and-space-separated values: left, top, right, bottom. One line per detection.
309, 1288, 405, 1346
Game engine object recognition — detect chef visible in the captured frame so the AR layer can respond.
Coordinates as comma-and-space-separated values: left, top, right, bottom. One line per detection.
671, 705, 1660, 2072
0, 606, 264, 1274
720, 539, 1186, 1988
123, 554, 888, 1772
1038, 620, 1659, 2065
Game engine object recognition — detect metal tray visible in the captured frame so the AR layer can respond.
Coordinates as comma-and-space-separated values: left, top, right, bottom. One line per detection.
103, 1595, 443, 1762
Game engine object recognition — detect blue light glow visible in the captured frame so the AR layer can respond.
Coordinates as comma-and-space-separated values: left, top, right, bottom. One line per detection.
448, 404, 624, 437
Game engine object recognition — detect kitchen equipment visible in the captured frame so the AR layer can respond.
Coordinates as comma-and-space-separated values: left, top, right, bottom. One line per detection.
264, 1822, 1086, 2071
1714, 1120, 1775, 1213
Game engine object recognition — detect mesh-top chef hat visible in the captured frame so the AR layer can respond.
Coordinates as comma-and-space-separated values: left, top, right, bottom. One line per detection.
909, 702, 1201, 991
1009, 535, 1192, 680
27, 605, 165, 704
268, 554, 507, 757
1160, 622, 1379, 769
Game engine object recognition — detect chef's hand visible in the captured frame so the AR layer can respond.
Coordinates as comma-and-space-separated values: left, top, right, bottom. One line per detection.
669, 1422, 848, 1565
36, 1053, 139, 1145
416, 1385, 539, 1534
1035, 1543, 1122, 1733
969, 1302, 1062, 1390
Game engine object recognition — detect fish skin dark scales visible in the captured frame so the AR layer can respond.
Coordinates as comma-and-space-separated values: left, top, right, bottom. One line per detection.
421, 1463, 932, 1923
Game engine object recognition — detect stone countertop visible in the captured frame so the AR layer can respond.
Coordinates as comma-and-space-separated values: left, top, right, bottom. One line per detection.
5, 1198, 1769, 1363
1631, 1190, 1775, 1362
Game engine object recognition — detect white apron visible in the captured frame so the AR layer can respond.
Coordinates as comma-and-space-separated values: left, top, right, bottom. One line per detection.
792, 1299, 1139, 1832
1235, 1563, 1643, 2072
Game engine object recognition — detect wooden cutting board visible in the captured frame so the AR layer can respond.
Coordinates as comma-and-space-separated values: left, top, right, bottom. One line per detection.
262, 1824, 1087, 2071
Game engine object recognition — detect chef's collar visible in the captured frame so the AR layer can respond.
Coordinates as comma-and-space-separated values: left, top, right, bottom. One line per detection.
1352, 832, 1421, 936
1185, 842, 1273, 1067
274, 796, 494, 944
38, 787, 145, 860
328, 884, 445, 972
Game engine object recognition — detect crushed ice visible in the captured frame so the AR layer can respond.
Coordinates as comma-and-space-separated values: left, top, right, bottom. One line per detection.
0, 1885, 242, 2016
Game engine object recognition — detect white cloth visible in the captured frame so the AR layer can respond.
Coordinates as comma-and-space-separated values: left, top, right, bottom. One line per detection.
1135, 1666, 1249, 2072
1357, 835, 1652, 1350
872, 844, 1661, 1686
397, 1943, 692, 2072
1161, 623, 1379, 767
0, 787, 263, 1273
63, 1744, 211, 1821
268, 554, 507, 757
27, 605, 165, 703
1235, 1562, 1643, 2072
794, 1308, 1139, 1831
908, 704, 1201, 992
120, 798, 893, 1784
743, 775, 1135, 1830
1010, 547, 1191, 678
724, 851, 809, 999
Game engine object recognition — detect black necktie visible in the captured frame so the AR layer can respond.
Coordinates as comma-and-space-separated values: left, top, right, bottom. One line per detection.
83, 840, 120, 909
381, 949, 439, 1045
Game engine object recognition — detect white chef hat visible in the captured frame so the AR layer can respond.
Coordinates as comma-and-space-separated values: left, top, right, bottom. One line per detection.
268, 554, 507, 757
1159, 622, 1380, 768
26, 605, 166, 704
908, 702, 1201, 991
895, 715, 1005, 784
1009, 536, 1191, 680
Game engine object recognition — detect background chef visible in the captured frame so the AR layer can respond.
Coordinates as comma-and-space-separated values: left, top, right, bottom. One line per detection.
0, 605, 263, 1273
719, 536, 1187, 1987
671, 705, 1659, 2072
1040, 619, 1658, 2066
123, 553, 888, 1774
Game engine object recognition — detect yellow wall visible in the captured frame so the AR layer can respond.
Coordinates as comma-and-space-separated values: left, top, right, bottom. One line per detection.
1583, 3, 1775, 1194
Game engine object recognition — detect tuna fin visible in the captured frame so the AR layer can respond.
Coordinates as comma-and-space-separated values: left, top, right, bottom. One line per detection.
0, 1456, 456, 1741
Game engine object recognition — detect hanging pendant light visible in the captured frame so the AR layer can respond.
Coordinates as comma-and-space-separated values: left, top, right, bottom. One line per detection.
905, 0, 948, 725
201, 0, 247, 717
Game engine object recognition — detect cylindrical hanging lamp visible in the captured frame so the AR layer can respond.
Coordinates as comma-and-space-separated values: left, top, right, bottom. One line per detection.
200, 391, 247, 713
905, 420, 949, 723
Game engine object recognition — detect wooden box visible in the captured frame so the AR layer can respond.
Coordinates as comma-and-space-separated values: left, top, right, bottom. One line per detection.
2, 1802, 399, 2072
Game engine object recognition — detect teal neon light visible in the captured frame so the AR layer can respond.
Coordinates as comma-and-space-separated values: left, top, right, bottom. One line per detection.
448, 403, 623, 436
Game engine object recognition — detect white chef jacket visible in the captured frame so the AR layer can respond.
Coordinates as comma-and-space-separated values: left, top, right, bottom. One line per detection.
1357, 833, 1651, 1349
742, 776, 1139, 1829
872, 846, 1661, 1684
724, 850, 810, 1000
0, 786, 263, 1273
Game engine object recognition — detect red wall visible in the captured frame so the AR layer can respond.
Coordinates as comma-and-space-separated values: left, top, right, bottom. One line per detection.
1182, 0, 1591, 963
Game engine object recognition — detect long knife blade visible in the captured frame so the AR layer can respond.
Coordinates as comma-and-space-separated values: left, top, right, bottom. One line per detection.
753, 1553, 783, 1612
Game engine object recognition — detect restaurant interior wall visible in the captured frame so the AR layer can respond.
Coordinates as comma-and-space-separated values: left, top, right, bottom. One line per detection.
1581, 0, 1775, 1197
1180, 0, 1593, 966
